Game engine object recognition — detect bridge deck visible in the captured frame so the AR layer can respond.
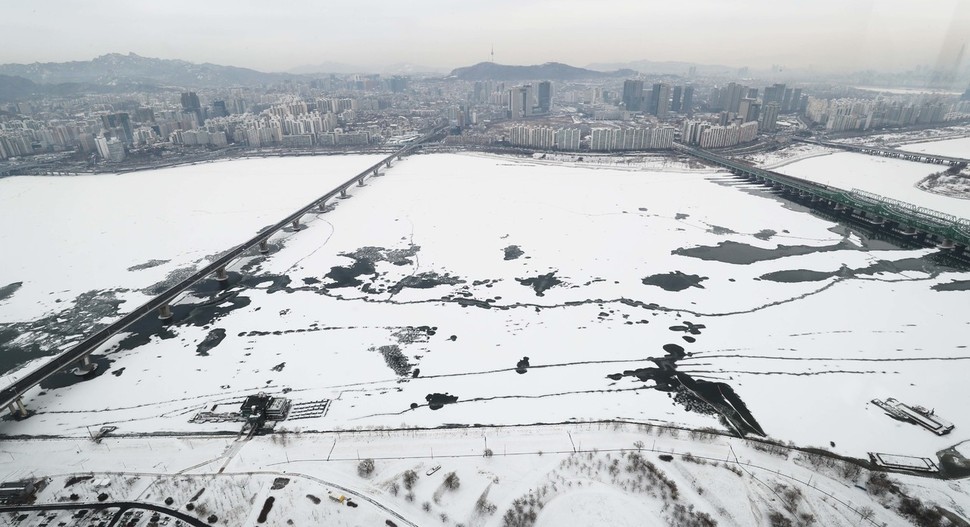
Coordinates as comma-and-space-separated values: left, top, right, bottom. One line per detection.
795, 138, 970, 165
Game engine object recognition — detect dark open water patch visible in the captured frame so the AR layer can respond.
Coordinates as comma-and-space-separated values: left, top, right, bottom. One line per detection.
761, 257, 944, 285
38, 355, 113, 390
933, 280, 970, 292
0, 288, 129, 376
641, 271, 708, 292
608, 343, 764, 436
196, 328, 227, 356
323, 245, 425, 291
0, 282, 22, 302
707, 225, 736, 235
388, 272, 464, 295
673, 240, 854, 265
503, 245, 525, 260
753, 229, 776, 241
675, 213, 690, 220
425, 392, 458, 410
516, 272, 563, 296
516, 356, 530, 374
669, 321, 706, 335
127, 259, 171, 272
324, 258, 376, 289
759, 269, 837, 283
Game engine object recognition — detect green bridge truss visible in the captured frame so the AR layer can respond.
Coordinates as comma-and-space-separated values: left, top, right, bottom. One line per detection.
679, 145, 970, 248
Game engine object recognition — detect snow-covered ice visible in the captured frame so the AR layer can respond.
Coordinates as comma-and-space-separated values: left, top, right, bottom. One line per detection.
1, 151, 968, 462
2, 149, 970, 526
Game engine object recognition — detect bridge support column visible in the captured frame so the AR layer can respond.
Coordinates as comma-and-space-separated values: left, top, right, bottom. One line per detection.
72, 355, 98, 376
397, 155, 403, 161
158, 303, 173, 320
318, 201, 329, 213
358, 176, 367, 186
385, 160, 391, 168
7, 398, 26, 418
291, 219, 302, 231
900, 226, 917, 236
215, 266, 228, 282
936, 239, 955, 250
259, 239, 269, 254
339, 188, 350, 199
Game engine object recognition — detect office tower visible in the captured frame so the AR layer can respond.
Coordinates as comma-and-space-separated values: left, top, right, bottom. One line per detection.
782, 88, 793, 114
760, 102, 780, 132
672, 86, 683, 112
790, 88, 803, 113
537, 81, 552, 113
509, 87, 529, 118
210, 100, 228, 118
747, 88, 759, 99
622, 80, 644, 111
681, 86, 694, 115
738, 98, 760, 123
724, 82, 746, 113
654, 83, 672, 117
763, 83, 786, 106
101, 113, 133, 144
181, 92, 204, 126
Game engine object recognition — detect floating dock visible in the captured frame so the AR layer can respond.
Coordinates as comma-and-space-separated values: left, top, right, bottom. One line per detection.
872, 398, 954, 435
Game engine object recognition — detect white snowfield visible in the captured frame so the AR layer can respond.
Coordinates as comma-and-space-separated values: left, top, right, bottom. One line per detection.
897, 136, 970, 159
1, 150, 969, 526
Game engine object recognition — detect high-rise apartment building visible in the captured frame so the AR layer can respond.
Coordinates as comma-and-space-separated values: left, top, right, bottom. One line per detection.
537, 81, 552, 113
654, 83, 672, 117
760, 102, 780, 132
622, 80, 644, 111
681, 86, 694, 115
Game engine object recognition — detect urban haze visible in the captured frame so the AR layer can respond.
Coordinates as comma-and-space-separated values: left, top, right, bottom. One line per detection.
1, 2, 970, 527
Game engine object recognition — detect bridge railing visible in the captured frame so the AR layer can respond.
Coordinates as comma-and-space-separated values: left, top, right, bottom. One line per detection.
849, 189, 970, 229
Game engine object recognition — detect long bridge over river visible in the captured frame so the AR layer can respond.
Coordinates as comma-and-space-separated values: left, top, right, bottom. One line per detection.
677, 144, 970, 252
0, 125, 446, 416
794, 137, 970, 166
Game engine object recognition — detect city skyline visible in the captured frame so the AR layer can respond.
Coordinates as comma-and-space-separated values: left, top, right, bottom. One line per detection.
2, 0, 969, 75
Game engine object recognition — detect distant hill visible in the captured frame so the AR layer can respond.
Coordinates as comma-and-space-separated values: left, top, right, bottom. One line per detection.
448, 62, 633, 81
288, 61, 366, 75
586, 59, 737, 77
0, 53, 297, 88
0, 74, 37, 101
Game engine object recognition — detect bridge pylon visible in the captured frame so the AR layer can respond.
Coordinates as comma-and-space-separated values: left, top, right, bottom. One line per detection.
72, 355, 97, 376
6, 397, 26, 418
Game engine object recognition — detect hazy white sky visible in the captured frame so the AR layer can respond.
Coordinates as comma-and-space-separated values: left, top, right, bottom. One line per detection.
2, 0, 968, 72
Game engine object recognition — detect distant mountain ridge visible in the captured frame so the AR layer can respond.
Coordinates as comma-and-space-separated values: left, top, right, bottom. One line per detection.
585, 59, 738, 76
0, 53, 297, 87
448, 62, 634, 81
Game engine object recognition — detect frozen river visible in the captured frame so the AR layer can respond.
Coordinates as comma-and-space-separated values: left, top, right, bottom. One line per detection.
1, 150, 968, 463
